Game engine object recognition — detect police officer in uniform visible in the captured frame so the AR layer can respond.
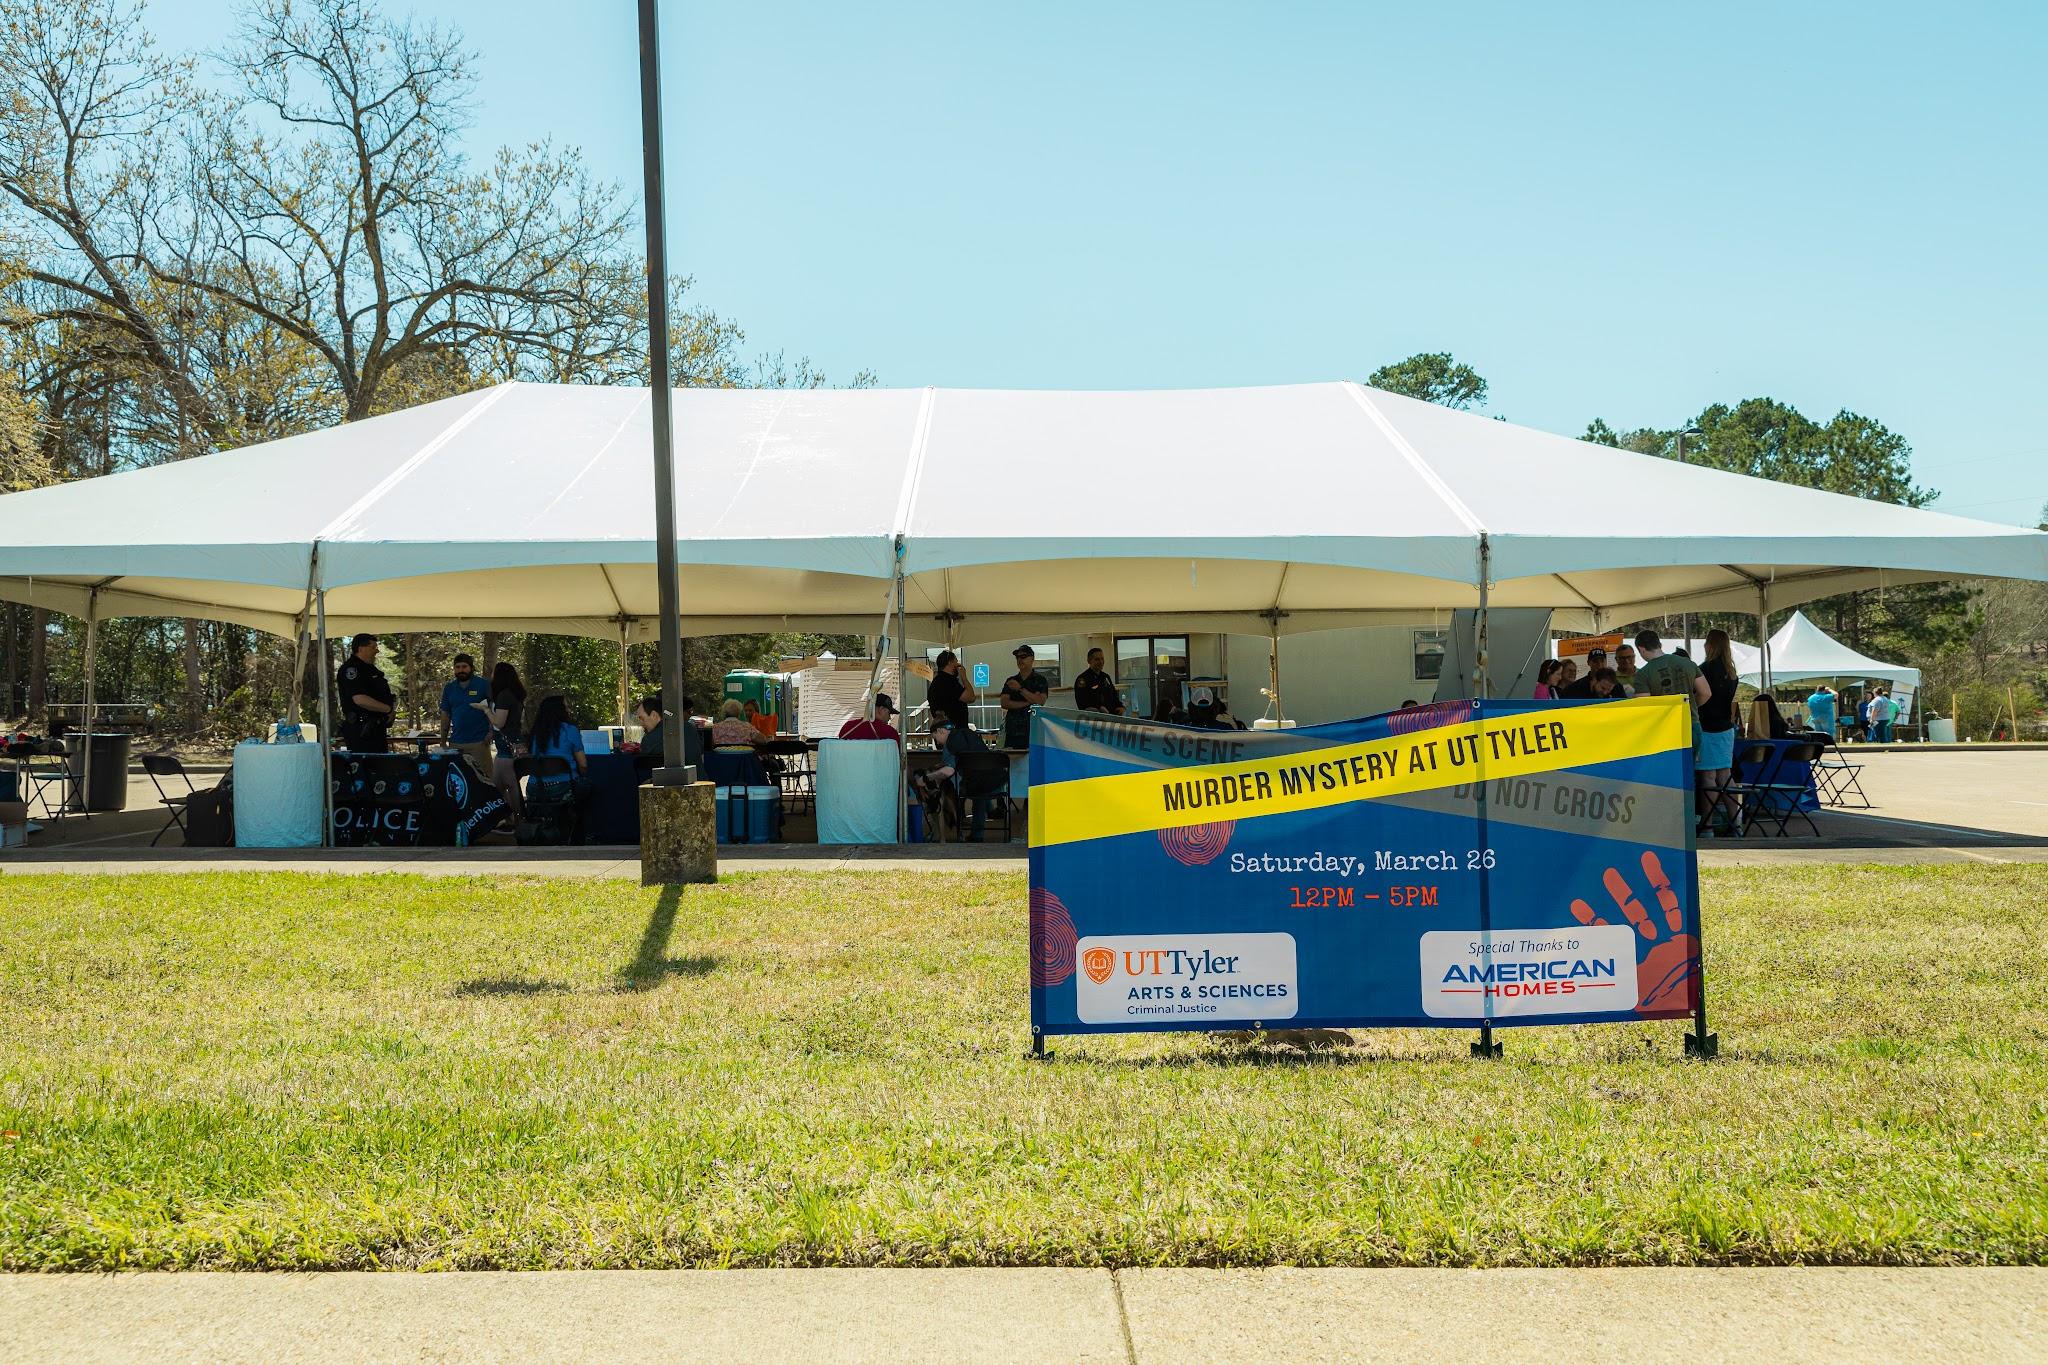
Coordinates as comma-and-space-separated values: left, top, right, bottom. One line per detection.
336, 632, 395, 752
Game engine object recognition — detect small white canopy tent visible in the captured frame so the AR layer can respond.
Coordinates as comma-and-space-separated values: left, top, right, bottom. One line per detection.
1688, 612, 1922, 691
3, 381, 2045, 649
1751, 610, 1922, 693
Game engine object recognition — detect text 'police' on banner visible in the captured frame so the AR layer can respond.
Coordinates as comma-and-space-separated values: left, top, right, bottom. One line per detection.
1027, 696, 1703, 1037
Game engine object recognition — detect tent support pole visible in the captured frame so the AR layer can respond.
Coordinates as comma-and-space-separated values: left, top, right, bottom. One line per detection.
291, 547, 320, 724
1472, 534, 1500, 1060
1756, 585, 1771, 692
894, 538, 909, 845
80, 588, 98, 819
639, 0, 692, 788
316, 587, 333, 848
617, 620, 632, 727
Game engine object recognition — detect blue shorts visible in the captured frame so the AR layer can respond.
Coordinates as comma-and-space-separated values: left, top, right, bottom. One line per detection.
1696, 726, 1736, 770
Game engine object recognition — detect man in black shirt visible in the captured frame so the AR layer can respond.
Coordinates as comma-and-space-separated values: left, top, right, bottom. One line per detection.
336, 633, 395, 752
1000, 645, 1049, 749
1072, 647, 1122, 714
926, 650, 975, 732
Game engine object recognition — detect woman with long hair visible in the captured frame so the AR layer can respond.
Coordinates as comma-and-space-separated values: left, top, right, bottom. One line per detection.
1533, 659, 1563, 700
1697, 629, 1741, 833
526, 693, 587, 792
484, 661, 527, 820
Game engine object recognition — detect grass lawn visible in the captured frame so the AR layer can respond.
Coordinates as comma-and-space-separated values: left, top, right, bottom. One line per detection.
2, 865, 2045, 1270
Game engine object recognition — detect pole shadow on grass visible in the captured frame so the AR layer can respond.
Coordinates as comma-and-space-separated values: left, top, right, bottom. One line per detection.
616, 884, 718, 992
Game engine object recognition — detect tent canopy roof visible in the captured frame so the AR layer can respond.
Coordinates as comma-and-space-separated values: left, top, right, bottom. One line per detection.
1, 380, 2043, 639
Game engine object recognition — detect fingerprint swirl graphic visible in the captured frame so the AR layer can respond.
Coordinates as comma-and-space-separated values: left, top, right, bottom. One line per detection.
1159, 821, 1235, 866
1029, 888, 1078, 986
1387, 700, 1476, 736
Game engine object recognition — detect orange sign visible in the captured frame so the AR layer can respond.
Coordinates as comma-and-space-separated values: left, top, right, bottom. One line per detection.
1559, 634, 1624, 660
1082, 946, 1116, 984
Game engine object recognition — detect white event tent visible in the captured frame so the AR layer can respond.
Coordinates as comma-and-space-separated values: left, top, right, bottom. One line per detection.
1686, 611, 1922, 691
3, 380, 2045, 658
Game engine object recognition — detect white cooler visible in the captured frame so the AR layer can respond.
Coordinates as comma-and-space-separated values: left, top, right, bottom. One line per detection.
232, 740, 325, 848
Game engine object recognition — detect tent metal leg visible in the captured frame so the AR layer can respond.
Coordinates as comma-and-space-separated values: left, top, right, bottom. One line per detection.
80, 590, 98, 818
1470, 535, 1499, 1059
617, 622, 632, 727
894, 541, 909, 845
316, 587, 333, 848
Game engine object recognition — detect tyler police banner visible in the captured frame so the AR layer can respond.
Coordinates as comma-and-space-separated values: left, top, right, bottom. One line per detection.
1028, 696, 1702, 1037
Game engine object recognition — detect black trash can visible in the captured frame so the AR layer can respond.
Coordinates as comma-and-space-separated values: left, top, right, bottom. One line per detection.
67, 732, 133, 812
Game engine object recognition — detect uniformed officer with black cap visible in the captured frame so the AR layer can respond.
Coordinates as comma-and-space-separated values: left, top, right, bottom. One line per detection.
337, 633, 395, 752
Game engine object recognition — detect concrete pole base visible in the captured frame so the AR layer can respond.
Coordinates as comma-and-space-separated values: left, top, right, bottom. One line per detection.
639, 781, 718, 885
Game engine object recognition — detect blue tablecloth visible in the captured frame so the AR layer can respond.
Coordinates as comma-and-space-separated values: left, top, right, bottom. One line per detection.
584, 752, 642, 844
1736, 738, 1820, 813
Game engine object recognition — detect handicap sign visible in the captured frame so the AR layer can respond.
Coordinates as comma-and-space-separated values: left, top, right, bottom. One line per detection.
973, 663, 990, 687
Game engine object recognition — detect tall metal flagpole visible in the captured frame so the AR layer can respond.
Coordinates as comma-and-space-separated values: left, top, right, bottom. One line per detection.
639, 0, 692, 785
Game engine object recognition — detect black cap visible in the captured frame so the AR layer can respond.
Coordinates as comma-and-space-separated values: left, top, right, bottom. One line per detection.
1012, 644, 1034, 658
875, 692, 896, 714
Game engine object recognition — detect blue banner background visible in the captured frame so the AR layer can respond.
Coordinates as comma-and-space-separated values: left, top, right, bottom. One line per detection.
1028, 702, 1702, 1037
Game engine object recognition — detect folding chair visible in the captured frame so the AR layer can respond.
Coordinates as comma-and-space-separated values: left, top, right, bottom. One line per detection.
512, 754, 581, 845
140, 753, 198, 847
1728, 741, 1823, 838
23, 738, 73, 827
955, 750, 1015, 843
1807, 736, 1871, 809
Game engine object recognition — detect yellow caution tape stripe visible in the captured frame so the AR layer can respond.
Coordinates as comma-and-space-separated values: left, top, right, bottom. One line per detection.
1028, 695, 1691, 848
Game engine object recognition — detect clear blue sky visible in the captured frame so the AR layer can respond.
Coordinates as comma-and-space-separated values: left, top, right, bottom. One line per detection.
147, 1, 2048, 525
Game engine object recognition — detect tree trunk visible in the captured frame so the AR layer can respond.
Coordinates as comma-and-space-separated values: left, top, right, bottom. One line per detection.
27, 608, 48, 723
481, 631, 500, 678
1, 603, 16, 720
182, 618, 204, 728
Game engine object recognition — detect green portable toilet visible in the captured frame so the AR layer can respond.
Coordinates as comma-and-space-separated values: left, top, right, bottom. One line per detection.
722, 670, 789, 735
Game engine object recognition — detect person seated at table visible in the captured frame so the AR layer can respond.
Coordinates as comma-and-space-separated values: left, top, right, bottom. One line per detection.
839, 692, 901, 741
524, 694, 590, 806
1556, 659, 1579, 692
1185, 687, 1243, 730
1073, 647, 1123, 714
926, 651, 976, 731
1805, 684, 1838, 739
744, 699, 778, 740
1151, 690, 1187, 725
916, 716, 995, 842
1585, 666, 1622, 700
710, 699, 758, 748
1558, 650, 1609, 700
632, 693, 702, 776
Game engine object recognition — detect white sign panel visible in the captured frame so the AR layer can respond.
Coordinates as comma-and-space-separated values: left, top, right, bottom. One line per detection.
1419, 926, 1638, 1019
1074, 932, 1298, 1025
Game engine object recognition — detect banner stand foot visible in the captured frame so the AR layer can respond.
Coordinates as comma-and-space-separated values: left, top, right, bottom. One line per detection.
1685, 1029, 1719, 1060
1027, 1032, 1053, 1062
1470, 1025, 1502, 1059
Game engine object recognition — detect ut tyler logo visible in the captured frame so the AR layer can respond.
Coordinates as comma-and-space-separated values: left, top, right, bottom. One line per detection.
1082, 946, 1116, 984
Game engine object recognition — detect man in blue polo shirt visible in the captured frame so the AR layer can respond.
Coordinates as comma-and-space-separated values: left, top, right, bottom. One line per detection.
439, 653, 495, 777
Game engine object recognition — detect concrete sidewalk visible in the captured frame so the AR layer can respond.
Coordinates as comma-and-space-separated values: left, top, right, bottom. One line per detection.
2, 1267, 2040, 1363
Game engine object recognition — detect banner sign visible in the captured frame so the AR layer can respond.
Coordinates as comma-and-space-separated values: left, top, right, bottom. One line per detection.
1028, 697, 1701, 1037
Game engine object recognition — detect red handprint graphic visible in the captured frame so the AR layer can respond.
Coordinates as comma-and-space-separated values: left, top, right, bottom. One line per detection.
1569, 850, 1698, 1015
